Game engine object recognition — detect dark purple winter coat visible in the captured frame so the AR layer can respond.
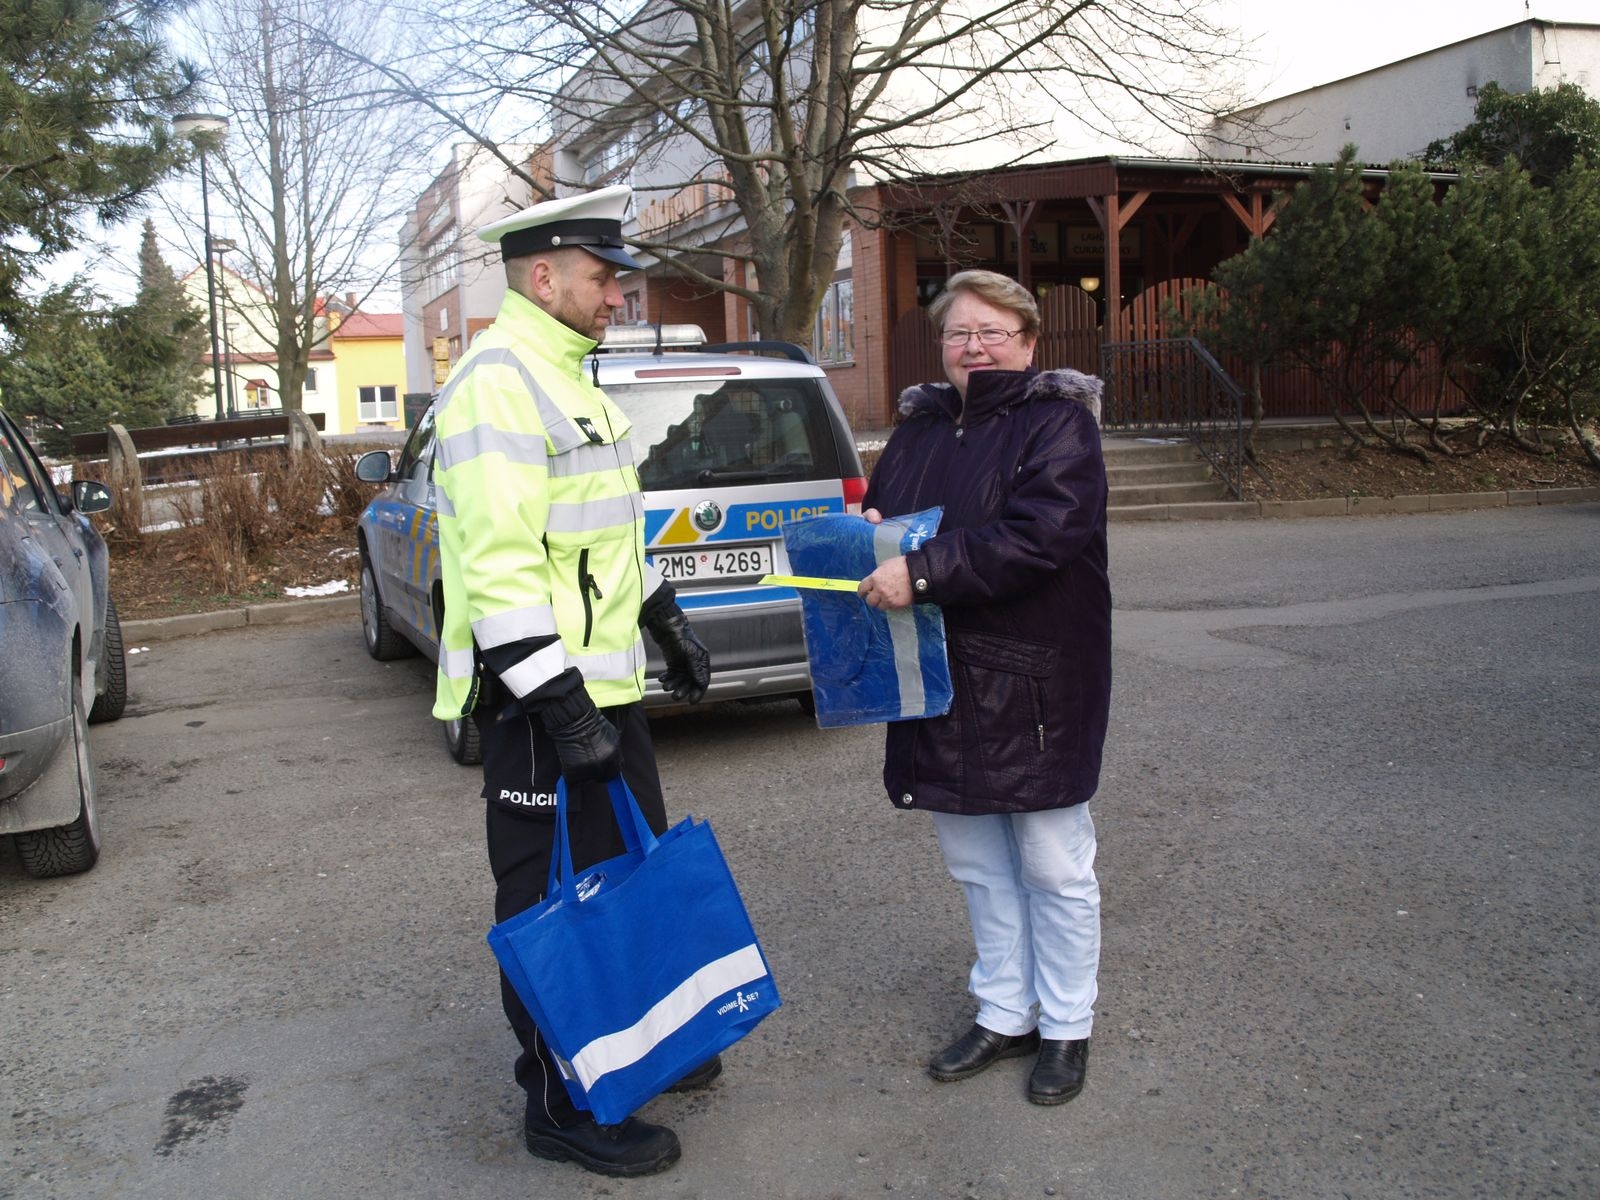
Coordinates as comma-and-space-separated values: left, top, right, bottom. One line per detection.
862, 366, 1112, 815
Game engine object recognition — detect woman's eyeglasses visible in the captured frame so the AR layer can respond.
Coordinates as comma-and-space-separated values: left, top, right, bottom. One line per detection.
938, 328, 1026, 347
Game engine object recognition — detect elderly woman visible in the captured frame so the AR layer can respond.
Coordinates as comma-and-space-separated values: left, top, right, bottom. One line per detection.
858, 269, 1112, 1106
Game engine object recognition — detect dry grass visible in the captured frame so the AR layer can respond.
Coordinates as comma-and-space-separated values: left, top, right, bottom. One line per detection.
104, 443, 388, 598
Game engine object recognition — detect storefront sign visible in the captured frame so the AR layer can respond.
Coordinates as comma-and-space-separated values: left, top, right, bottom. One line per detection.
1066, 226, 1141, 259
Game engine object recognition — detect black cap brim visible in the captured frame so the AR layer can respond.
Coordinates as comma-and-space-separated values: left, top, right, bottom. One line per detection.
582, 243, 645, 270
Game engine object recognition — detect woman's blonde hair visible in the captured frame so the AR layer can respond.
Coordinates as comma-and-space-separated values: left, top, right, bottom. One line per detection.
927, 270, 1041, 339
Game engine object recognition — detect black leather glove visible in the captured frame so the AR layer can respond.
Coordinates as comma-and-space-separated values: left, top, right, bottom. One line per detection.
533, 687, 622, 783
643, 602, 712, 704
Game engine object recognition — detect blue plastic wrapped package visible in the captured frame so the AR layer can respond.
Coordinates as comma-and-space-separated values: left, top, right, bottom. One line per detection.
781, 507, 952, 728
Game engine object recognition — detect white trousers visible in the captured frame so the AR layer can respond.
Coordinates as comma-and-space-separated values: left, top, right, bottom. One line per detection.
931, 805, 1101, 1041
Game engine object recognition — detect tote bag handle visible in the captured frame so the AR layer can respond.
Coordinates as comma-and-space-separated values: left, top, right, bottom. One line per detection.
549, 776, 661, 903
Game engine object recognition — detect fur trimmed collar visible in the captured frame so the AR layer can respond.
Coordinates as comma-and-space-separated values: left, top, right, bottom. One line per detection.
896, 367, 1103, 425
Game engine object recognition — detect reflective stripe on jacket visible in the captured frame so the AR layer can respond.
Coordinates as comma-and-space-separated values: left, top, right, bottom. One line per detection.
430, 290, 663, 718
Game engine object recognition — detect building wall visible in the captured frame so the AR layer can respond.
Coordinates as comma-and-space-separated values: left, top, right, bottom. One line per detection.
1206, 21, 1600, 164
330, 333, 407, 433
403, 144, 539, 396
180, 266, 341, 426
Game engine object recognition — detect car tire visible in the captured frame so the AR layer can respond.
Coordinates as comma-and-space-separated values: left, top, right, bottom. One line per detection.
796, 690, 816, 717
444, 716, 482, 766
15, 673, 101, 878
361, 554, 416, 661
89, 596, 127, 724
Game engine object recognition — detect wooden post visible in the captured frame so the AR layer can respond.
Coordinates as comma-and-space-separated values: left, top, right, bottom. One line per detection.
285, 410, 321, 457
105, 424, 143, 511
1000, 199, 1039, 292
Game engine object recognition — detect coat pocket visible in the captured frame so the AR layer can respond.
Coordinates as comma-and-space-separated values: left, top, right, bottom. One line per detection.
949, 630, 1057, 678
949, 631, 1059, 802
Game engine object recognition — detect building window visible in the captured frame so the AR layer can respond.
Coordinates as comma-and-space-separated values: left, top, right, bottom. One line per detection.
359, 385, 399, 421
814, 278, 854, 364
424, 225, 459, 302
304, 368, 318, 393
586, 136, 636, 184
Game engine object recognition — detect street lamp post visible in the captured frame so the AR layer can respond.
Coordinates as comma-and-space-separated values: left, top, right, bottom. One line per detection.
172, 113, 230, 421
210, 236, 239, 417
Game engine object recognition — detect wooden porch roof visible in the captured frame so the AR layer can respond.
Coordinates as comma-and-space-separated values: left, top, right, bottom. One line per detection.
880, 155, 1458, 209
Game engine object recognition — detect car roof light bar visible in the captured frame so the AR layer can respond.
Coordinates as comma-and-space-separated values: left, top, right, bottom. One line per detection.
597, 324, 707, 352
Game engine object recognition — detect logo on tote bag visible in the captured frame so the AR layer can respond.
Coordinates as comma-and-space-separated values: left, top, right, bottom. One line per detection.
717, 989, 761, 1016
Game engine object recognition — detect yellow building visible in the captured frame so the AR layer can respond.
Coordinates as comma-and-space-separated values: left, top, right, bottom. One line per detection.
328, 310, 407, 434
181, 265, 407, 434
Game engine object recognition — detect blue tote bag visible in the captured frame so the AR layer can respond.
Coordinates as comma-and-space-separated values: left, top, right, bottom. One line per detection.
487, 778, 780, 1125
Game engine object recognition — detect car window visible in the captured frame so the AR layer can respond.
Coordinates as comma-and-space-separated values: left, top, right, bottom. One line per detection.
0, 416, 45, 516
396, 404, 437, 484
8, 418, 68, 516
619, 378, 843, 491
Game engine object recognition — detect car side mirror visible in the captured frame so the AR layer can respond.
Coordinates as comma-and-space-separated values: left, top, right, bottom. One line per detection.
355, 449, 396, 483
70, 479, 113, 515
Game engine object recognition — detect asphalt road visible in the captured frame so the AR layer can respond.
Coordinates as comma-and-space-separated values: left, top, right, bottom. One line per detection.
3, 504, 1597, 1199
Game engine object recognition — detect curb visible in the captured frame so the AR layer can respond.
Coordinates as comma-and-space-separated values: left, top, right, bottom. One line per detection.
1109, 485, 1600, 523
123, 593, 360, 644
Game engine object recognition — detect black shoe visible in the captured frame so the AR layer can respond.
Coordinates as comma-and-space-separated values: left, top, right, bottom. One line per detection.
523, 1114, 681, 1177
665, 1054, 723, 1093
928, 1024, 1041, 1082
1028, 1038, 1089, 1105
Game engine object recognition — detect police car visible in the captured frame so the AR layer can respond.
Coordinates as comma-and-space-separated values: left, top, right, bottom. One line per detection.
353, 326, 866, 763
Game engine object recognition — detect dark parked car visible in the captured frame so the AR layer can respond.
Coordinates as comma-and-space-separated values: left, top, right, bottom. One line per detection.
0, 404, 127, 877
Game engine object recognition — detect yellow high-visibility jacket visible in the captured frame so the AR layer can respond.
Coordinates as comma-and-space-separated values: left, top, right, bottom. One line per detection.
430, 289, 663, 719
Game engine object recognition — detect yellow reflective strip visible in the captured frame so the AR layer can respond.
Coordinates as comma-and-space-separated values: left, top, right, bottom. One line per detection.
760, 574, 861, 592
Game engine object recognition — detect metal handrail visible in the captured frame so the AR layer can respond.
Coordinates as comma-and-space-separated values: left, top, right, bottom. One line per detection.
1098, 337, 1247, 499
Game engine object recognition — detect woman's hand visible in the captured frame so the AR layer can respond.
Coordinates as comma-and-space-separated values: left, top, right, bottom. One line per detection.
859, 555, 913, 611
862, 507, 883, 524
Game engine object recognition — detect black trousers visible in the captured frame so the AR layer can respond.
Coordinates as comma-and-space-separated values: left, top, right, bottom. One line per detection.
478, 698, 668, 1129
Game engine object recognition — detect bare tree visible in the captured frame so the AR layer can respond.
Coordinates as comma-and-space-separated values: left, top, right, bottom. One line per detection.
345, 0, 1254, 343
182, 0, 431, 410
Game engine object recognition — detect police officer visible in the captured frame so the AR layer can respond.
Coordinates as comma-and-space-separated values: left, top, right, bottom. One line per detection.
430, 184, 715, 1178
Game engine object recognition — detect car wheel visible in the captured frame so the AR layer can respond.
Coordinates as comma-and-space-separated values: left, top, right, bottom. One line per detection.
444, 716, 482, 766
15, 675, 101, 878
796, 690, 816, 717
89, 596, 127, 724
361, 554, 416, 661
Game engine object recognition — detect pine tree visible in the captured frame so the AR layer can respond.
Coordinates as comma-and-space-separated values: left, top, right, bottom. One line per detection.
112, 219, 208, 420
6, 227, 208, 444
0, 0, 198, 332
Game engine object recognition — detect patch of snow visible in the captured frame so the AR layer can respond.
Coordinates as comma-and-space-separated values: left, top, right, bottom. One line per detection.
285, 579, 351, 598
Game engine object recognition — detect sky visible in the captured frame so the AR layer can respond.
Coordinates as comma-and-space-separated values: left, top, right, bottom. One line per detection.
1222, 0, 1596, 100
35, 0, 1600, 307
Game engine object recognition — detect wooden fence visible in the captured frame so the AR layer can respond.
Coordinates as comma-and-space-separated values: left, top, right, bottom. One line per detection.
886, 278, 1469, 422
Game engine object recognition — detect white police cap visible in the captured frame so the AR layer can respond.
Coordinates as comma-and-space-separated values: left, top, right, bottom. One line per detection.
477, 184, 642, 269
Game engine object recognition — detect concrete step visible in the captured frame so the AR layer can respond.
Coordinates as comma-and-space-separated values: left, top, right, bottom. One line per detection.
1109, 479, 1228, 506
1100, 435, 1227, 506
1101, 437, 1196, 465
1105, 461, 1215, 487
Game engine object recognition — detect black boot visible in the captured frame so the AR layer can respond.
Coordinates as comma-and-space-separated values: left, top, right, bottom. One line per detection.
666, 1054, 723, 1093
1028, 1038, 1088, 1105
524, 1114, 681, 1177
928, 1024, 1041, 1082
